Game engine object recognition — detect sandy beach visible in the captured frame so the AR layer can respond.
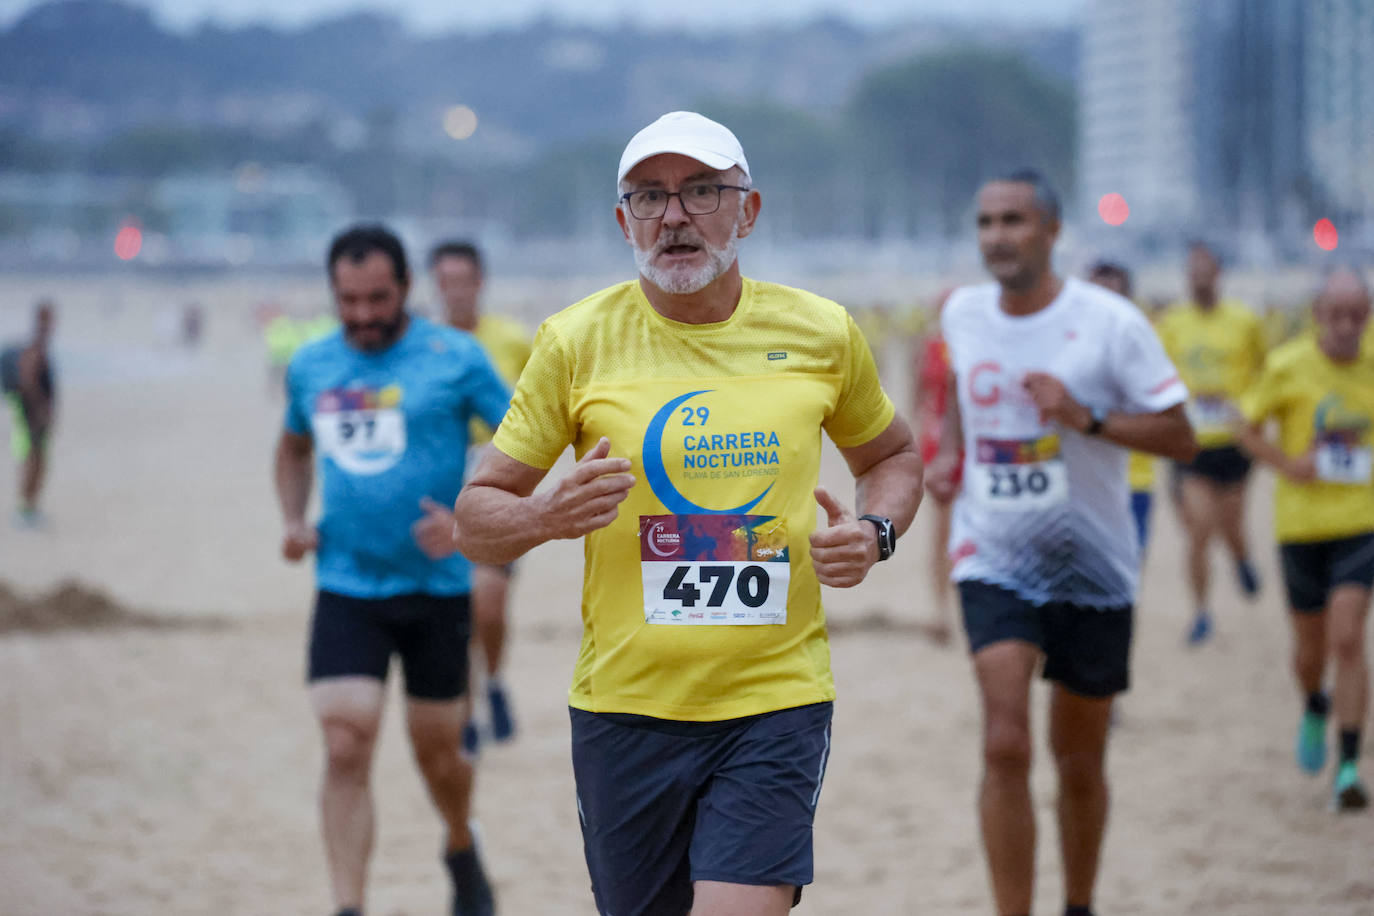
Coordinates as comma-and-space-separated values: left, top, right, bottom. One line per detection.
1, 271, 1371, 915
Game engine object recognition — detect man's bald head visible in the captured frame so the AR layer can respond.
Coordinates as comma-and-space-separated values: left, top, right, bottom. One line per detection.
1313, 266, 1372, 362
1318, 266, 1372, 308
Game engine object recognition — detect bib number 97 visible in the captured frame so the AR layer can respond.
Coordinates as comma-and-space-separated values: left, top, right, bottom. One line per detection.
665, 564, 770, 609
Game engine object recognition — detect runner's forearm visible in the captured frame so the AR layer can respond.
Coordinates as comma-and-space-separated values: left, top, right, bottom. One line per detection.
1234, 422, 1296, 476
1094, 405, 1197, 462
274, 435, 313, 525
453, 484, 560, 565
854, 449, 923, 538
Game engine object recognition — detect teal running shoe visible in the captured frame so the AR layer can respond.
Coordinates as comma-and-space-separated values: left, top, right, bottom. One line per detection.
1332, 762, 1369, 812
1297, 710, 1327, 774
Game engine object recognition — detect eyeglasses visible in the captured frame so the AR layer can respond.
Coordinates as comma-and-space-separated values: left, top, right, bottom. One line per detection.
619, 183, 751, 220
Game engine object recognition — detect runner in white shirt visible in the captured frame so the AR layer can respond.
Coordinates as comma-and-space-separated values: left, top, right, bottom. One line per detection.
925, 170, 1197, 916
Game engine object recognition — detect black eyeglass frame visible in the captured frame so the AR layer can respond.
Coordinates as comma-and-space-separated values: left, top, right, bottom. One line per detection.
619, 183, 752, 220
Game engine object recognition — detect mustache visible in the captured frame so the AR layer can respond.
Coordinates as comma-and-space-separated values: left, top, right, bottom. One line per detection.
345, 320, 392, 333
653, 229, 706, 255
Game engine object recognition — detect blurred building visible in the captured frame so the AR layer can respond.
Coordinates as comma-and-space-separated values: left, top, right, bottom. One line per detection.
152, 165, 354, 266
1079, 0, 1196, 235
1080, 0, 1371, 253
1305, 0, 1374, 232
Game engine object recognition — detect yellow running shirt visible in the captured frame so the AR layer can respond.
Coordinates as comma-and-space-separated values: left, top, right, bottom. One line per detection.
493, 278, 896, 721
1157, 300, 1265, 448
1127, 451, 1155, 492
470, 314, 532, 444
1240, 336, 1374, 543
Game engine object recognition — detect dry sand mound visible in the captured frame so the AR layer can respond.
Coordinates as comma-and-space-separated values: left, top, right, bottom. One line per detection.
0, 580, 225, 634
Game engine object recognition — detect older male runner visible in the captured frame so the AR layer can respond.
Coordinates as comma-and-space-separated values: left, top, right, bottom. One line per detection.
1236, 267, 1374, 813
453, 111, 921, 916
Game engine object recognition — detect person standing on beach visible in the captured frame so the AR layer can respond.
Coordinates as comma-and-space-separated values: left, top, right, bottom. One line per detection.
1156, 241, 1267, 644
429, 240, 532, 751
925, 170, 1196, 916
1235, 266, 1374, 813
274, 224, 510, 916
2, 299, 57, 527
453, 110, 922, 915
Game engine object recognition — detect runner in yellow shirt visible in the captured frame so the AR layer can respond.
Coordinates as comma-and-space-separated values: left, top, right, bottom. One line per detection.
1236, 267, 1374, 813
453, 111, 921, 915
430, 240, 533, 750
1157, 241, 1267, 643
1087, 260, 1157, 555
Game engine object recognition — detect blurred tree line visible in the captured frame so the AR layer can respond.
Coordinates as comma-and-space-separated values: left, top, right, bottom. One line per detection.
0, 2, 1074, 242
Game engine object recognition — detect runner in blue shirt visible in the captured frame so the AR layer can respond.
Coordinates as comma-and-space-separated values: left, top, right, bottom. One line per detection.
274, 224, 509, 916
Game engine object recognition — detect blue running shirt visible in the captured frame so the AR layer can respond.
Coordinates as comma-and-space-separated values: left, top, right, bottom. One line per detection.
284, 315, 510, 598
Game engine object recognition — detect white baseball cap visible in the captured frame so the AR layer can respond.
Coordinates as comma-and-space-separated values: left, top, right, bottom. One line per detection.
616, 111, 751, 187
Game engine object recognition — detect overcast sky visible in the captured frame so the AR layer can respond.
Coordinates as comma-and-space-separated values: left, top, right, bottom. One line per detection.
0, 0, 1084, 32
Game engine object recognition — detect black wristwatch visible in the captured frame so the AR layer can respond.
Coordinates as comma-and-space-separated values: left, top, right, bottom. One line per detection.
859, 514, 896, 561
1084, 405, 1107, 436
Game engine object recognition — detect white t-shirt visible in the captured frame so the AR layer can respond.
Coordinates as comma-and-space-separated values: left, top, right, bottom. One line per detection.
941, 277, 1187, 608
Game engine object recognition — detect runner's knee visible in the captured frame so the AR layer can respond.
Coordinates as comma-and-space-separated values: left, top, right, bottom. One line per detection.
321, 718, 377, 776
983, 720, 1032, 774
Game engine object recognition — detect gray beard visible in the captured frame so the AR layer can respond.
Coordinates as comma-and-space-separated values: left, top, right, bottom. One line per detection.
634, 231, 740, 296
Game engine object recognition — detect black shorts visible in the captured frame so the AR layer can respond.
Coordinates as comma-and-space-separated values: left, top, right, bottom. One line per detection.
1280, 533, 1374, 613
1175, 445, 1252, 486
959, 580, 1132, 697
570, 702, 833, 916
307, 590, 472, 700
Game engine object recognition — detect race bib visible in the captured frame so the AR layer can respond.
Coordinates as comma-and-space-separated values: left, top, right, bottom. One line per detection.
312, 385, 407, 476
640, 514, 790, 625
1187, 394, 1237, 437
1315, 438, 1373, 485
970, 434, 1068, 510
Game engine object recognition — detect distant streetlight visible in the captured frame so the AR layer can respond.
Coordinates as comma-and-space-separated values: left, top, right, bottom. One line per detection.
1097, 193, 1129, 227
443, 105, 478, 140
1313, 218, 1339, 251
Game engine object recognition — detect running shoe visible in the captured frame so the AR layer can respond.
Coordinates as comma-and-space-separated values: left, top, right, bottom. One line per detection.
487, 681, 516, 743
462, 720, 481, 757
1296, 710, 1327, 774
1185, 611, 1213, 646
1236, 559, 1261, 599
445, 830, 496, 916
1332, 762, 1369, 812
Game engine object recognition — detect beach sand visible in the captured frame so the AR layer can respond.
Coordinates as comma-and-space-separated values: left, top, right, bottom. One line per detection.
1, 273, 1370, 915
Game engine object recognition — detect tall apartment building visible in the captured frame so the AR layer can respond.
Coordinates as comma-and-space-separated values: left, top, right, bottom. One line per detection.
1305, 0, 1374, 232
1078, 0, 1196, 234
1080, 0, 1370, 248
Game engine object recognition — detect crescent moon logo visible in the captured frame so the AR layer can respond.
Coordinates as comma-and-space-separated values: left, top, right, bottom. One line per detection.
645, 521, 678, 558
643, 390, 774, 515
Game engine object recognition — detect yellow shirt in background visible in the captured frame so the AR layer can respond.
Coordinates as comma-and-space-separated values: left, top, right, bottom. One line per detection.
1158, 300, 1266, 448
1240, 336, 1374, 543
1128, 451, 1155, 492
494, 278, 895, 721
470, 313, 532, 444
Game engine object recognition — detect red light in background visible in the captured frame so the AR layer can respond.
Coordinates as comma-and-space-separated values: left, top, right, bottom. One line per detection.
114, 224, 143, 261
1097, 193, 1129, 226
1313, 218, 1339, 251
